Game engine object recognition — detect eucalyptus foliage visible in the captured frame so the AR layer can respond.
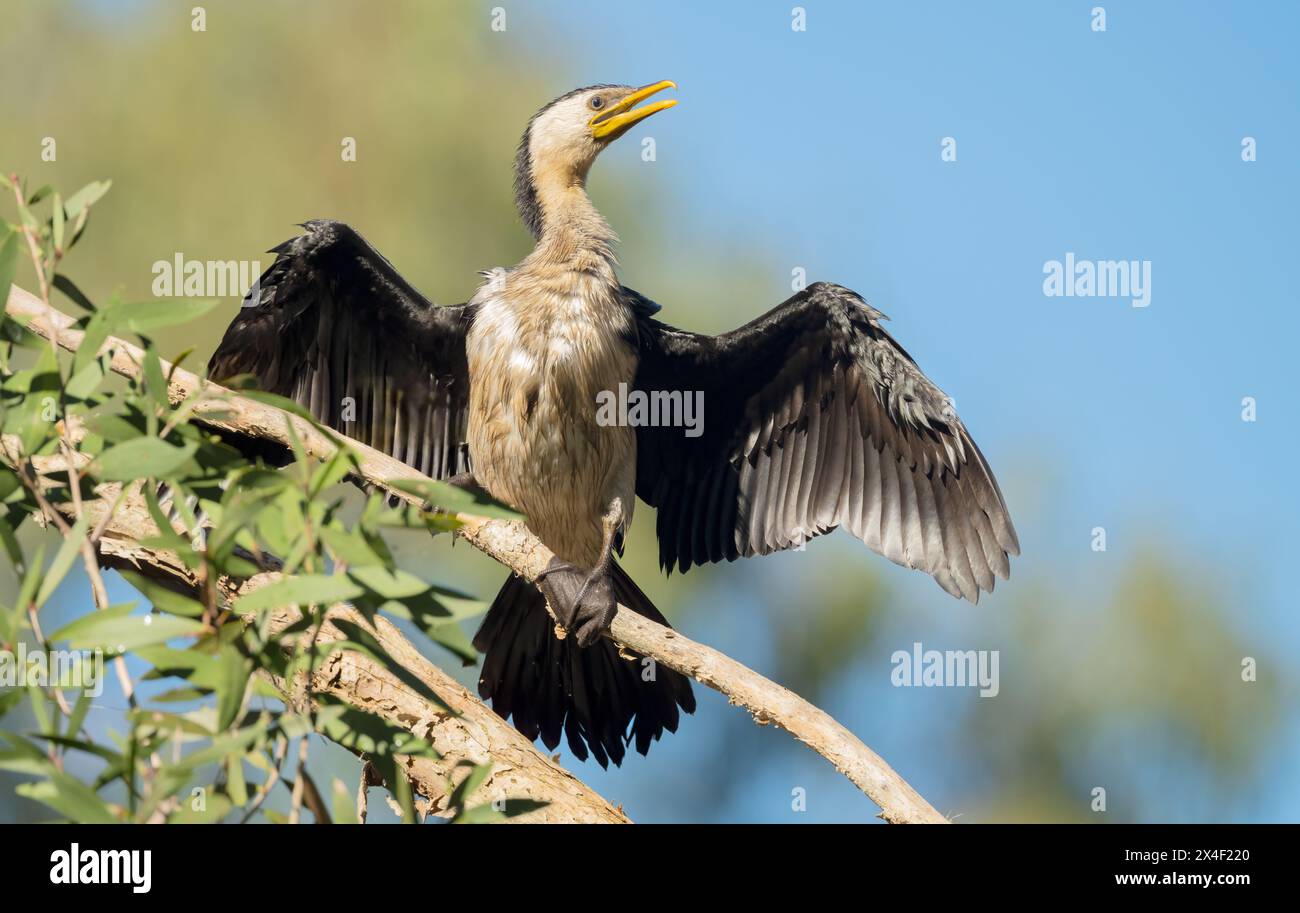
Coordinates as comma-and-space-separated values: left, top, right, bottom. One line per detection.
0, 176, 524, 824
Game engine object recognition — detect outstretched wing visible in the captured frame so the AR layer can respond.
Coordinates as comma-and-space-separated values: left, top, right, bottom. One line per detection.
633, 282, 1019, 602
208, 220, 475, 480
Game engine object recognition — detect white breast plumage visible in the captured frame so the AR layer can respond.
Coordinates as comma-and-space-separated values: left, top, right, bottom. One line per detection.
463, 272, 638, 566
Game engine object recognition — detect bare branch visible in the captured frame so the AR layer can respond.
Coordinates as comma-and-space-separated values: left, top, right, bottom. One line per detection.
3, 436, 630, 824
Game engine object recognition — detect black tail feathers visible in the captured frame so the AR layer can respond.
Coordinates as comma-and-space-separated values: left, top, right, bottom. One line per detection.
473, 562, 695, 768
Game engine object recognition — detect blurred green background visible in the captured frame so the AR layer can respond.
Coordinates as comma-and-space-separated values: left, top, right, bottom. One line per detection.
1, 0, 1294, 822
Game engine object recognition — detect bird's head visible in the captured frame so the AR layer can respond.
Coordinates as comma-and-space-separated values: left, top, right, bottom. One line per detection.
514, 81, 677, 239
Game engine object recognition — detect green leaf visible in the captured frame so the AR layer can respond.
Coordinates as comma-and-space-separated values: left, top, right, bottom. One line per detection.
379, 588, 485, 666
66, 205, 92, 250
498, 798, 548, 818
317, 525, 385, 567
15, 543, 45, 611
53, 274, 95, 312
309, 446, 355, 497
0, 311, 47, 350
129, 707, 219, 740
27, 686, 51, 734
64, 355, 105, 400
51, 191, 64, 254
0, 732, 53, 776
135, 645, 218, 684
389, 478, 523, 520
96, 297, 219, 337
422, 621, 478, 665
168, 719, 271, 770
96, 436, 198, 481
61, 180, 111, 221
140, 647, 282, 702
63, 687, 94, 740
0, 229, 19, 304
2, 345, 62, 454
0, 468, 21, 501
168, 792, 232, 824
331, 778, 360, 825
142, 346, 168, 405
73, 308, 116, 377
16, 772, 118, 823
151, 686, 209, 703
117, 569, 205, 618
118, 299, 218, 335
31, 734, 123, 767
131, 766, 190, 824
0, 513, 24, 576
141, 484, 194, 555
49, 603, 205, 654
226, 756, 249, 806
18, 205, 39, 233
451, 803, 508, 824
448, 788, 545, 823
315, 703, 438, 760
233, 574, 364, 615
214, 645, 251, 731
349, 566, 431, 601
0, 688, 25, 720
87, 411, 145, 446
449, 761, 493, 814
253, 489, 303, 556
283, 412, 310, 470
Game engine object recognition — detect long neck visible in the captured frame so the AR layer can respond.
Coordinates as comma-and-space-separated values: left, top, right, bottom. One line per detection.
519, 157, 618, 278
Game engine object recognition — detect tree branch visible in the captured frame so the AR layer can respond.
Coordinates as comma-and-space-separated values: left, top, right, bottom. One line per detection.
5, 436, 630, 824
5, 283, 948, 824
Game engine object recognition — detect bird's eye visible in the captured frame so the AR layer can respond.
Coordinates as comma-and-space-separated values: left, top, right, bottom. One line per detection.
590, 96, 604, 110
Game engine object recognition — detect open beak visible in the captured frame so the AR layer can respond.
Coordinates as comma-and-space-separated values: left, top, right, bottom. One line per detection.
590, 80, 677, 139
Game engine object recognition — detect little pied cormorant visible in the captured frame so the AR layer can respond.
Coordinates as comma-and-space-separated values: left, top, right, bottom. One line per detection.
209, 81, 1019, 768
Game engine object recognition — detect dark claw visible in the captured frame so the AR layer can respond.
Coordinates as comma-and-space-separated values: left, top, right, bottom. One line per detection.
572, 574, 616, 647
536, 558, 616, 648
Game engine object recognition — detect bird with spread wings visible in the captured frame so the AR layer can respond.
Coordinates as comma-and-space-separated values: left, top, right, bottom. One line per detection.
209, 81, 1019, 768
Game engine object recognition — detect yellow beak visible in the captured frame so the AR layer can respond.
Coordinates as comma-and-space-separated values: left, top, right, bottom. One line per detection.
590, 80, 677, 139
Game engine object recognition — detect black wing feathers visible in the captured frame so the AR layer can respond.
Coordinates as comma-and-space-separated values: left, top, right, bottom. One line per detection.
207, 220, 474, 481
634, 281, 1019, 602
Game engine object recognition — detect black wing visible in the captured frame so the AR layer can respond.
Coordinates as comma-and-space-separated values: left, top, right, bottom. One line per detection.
633, 282, 1019, 602
208, 220, 474, 480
